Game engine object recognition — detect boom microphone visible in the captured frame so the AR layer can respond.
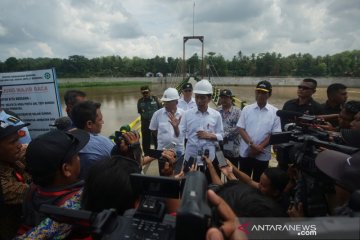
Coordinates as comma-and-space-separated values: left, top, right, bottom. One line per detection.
276, 110, 303, 119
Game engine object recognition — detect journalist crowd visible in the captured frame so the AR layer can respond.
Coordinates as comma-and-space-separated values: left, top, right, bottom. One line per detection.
0, 78, 360, 239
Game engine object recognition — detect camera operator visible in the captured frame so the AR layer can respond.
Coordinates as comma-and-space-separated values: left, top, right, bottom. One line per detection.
316, 150, 360, 215
287, 149, 360, 218
338, 101, 360, 130
111, 129, 182, 180
111, 130, 154, 167
281, 78, 323, 129
82, 156, 142, 215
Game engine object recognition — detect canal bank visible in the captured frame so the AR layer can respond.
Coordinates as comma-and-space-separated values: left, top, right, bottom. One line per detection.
58, 76, 360, 88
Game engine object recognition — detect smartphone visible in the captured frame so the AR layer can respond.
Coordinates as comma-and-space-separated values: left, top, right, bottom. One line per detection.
216, 149, 228, 168
183, 157, 195, 173
196, 150, 204, 166
163, 142, 176, 150
146, 149, 163, 159
204, 149, 209, 158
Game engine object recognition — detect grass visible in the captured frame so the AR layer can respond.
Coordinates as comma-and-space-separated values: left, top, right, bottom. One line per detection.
58, 81, 152, 89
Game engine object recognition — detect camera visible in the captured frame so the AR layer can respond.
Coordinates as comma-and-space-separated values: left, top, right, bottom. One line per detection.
271, 110, 359, 216
40, 171, 213, 240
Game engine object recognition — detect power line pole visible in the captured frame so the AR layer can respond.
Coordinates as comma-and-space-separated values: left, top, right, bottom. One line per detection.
193, 2, 195, 36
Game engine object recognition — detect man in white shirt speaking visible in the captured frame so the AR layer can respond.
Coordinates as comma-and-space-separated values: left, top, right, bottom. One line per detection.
149, 88, 185, 173
179, 79, 224, 169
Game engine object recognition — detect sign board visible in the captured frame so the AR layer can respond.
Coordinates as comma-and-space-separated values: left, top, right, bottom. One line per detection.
0, 68, 62, 138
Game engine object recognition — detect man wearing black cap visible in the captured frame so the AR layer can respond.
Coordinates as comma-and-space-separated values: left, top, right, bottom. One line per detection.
17, 129, 90, 239
0, 86, 31, 144
313, 150, 360, 216
217, 89, 241, 168
0, 121, 31, 239
236, 80, 281, 182
178, 83, 196, 111
137, 86, 162, 154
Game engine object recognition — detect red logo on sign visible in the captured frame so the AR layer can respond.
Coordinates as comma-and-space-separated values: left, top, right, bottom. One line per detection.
18, 130, 26, 137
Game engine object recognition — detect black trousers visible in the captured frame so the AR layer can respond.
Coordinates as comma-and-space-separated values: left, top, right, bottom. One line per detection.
239, 157, 269, 182
141, 120, 157, 155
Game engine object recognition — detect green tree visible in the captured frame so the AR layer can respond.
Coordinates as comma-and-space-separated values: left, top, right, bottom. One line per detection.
4, 57, 19, 72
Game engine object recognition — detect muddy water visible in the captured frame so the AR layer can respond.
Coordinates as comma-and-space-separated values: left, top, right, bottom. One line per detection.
59, 84, 360, 137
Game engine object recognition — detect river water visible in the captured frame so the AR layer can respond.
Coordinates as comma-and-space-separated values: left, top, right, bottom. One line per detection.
59, 83, 360, 137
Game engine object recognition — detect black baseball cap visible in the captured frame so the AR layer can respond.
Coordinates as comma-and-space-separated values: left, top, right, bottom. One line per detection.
316, 150, 360, 191
26, 129, 90, 177
140, 86, 150, 92
255, 80, 272, 93
341, 129, 360, 148
0, 121, 30, 141
182, 83, 193, 90
219, 89, 233, 97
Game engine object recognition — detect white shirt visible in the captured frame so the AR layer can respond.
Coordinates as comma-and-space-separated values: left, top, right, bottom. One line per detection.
179, 107, 224, 161
149, 107, 185, 154
178, 97, 196, 111
236, 102, 281, 161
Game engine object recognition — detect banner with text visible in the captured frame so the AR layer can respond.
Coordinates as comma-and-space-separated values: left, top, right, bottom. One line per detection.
0, 68, 62, 138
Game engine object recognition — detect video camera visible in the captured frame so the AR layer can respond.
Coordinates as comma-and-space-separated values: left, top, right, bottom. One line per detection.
271, 110, 359, 217
39, 171, 214, 240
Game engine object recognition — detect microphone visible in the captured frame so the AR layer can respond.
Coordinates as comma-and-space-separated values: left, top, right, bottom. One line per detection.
276, 110, 303, 119
49, 116, 72, 131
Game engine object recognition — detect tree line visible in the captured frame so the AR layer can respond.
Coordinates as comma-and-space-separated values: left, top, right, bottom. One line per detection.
0, 50, 359, 78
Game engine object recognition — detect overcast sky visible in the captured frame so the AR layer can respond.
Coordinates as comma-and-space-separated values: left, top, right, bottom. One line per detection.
0, 0, 359, 61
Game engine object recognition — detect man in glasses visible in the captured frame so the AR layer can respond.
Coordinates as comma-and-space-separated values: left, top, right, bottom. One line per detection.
137, 86, 162, 155
281, 78, 323, 129
178, 83, 196, 111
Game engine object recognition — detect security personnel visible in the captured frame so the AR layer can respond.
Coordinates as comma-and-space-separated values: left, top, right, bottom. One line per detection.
0, 87, 31, 144
178, 83, 196, 111
137, 86, 162, 155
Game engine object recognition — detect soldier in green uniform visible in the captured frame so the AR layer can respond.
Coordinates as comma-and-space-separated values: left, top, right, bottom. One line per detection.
137, 86, 162, 155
